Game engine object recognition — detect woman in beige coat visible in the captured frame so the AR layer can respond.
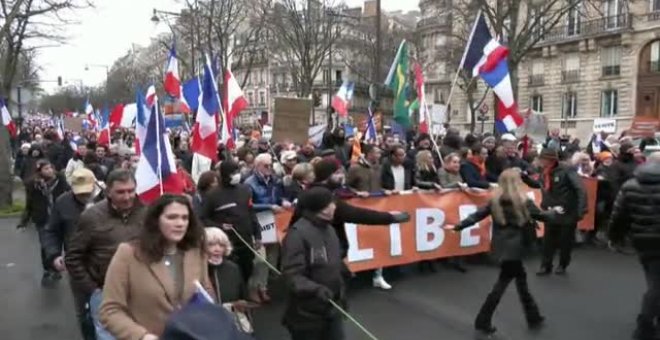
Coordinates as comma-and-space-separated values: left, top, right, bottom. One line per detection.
100, 194, 213, 340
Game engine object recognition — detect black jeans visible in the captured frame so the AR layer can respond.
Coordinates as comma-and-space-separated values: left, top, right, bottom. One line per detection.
637, 257, 660, 337
288, 317, 345, 340
230, 246, 255, 283
68, 279, 96, 340
475, 260, 542, 329
35, 224, 50, 272
541, 222, 577, 269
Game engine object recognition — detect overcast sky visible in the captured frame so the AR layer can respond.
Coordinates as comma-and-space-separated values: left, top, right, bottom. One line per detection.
37, 0, 420, 93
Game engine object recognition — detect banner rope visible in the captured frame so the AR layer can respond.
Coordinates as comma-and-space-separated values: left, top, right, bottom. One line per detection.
226, 226, 380, 340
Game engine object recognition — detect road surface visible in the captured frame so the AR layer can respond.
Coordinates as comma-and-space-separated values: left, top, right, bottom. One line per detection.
0, 218, 644, 340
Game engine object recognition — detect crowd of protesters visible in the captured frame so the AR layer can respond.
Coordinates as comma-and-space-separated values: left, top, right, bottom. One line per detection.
10, 114, 660, 340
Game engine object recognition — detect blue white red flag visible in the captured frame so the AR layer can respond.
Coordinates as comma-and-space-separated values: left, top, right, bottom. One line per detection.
97, 106, 111, 146
331, 81, 354, 118
462, 12, 523, 133
135, 88, 150, 156
164, 42, 181, 99
135, 94, 184, 204
191, 55, 220, 162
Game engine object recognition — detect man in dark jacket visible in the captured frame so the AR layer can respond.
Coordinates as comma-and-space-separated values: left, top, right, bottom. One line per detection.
202, 160, 261, 284
381, 144, 414, 192
610, 142, 638, 198
43, 168, 102, 340
529, 148, 587, 275
289, 159, 409, 259
281, 187, 345, 339
18, 159, 70, 285
609, 153, 660, 340
65, 169, 145, 340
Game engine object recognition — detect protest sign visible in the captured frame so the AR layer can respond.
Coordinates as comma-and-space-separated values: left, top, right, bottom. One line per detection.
518, 110, 548, 143
593, 118, 617, 133
272, 98, 312, 144
257, 211, 278, 244
271, 177, 597, 272
63, 116, 84, 132
629, 116, 659, 138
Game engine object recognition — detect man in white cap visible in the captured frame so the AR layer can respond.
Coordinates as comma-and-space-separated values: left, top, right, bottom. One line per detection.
43, 168, 102, 340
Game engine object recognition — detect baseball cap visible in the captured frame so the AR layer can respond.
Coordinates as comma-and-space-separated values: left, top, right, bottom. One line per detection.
71, 168, 96, 194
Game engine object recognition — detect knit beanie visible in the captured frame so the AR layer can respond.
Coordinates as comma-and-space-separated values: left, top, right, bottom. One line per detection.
298, 187, 334, 213
313, 159, 339, 183
219, 160, 240, 186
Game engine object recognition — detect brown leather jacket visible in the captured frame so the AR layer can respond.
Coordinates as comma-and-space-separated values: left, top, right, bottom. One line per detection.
65, 199, 146, 294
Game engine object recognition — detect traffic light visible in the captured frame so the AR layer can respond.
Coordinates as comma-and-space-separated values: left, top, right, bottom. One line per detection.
57, 76, 62, 86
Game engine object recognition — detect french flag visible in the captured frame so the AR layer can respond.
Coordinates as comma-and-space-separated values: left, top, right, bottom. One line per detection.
109, 103, 138, 130
135, 94, 184, 204
164, 43, 181, 99
191, 56, 219, 162
55, 117, 65, 141
222, 67, 247, 149
97, 106, 111, 146
331, 81, 354, 118
135, 88, 151, 156
182, 77, 201, 112
463, 12, 523, 133
84, 99, 94, 116
0, 99, 17, 138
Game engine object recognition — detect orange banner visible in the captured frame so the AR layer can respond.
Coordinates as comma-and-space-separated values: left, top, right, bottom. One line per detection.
273, 178, 598, 272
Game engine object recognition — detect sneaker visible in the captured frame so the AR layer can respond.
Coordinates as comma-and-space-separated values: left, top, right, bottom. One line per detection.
528, 316, 546, 330
372, 276, 392, 290
536, 267, 552, 276
554, 267, 567, 275
475, 325, 497, 335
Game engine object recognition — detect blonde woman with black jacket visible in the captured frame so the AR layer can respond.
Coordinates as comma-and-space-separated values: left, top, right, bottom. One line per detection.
449, 169, 563, 336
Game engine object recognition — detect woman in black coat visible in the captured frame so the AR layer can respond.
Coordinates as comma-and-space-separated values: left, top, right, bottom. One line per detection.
450, 169, 561, 336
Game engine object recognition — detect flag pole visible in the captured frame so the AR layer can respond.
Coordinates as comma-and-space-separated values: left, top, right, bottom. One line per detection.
444, 10, 483, 121
154, 96, 164, 196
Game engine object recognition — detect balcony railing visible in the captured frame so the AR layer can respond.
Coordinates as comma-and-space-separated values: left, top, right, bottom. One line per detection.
416, 16, 450, 29
602, 65, 621, 76
528, 74, 545, 86
561, 70, 580, 83
648, 11, 660, 21
537, 14, 632, 45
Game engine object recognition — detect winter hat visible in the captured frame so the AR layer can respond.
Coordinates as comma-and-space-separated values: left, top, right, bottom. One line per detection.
320, 149, 336, 157
539, 148, 559, 161
501, 133, 517, 142
280, 150, 297, 163
20, 143, 31, 150
313, 159, 339, 183
219, 160, 240, 185
70, 168, 96, 195
298, 187, 334, 213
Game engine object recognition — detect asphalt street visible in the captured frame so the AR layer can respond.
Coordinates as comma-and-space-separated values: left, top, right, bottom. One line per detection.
0, 217, 645, 340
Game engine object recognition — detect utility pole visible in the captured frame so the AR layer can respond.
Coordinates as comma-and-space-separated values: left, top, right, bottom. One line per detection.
16, 86, 22, 119
374, 0, 382, 83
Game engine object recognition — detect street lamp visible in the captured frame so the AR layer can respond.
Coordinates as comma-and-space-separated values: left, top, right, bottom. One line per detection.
151, 8, 197, 77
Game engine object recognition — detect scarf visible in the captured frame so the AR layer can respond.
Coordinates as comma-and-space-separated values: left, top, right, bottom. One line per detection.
36, 177, 59, 217
467, 156, 486, 177
543, 162, 557, 191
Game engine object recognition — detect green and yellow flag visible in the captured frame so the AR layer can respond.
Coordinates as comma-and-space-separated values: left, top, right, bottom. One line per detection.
385, 40, 410, 127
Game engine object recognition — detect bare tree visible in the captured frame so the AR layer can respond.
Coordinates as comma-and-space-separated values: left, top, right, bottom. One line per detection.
263, 0, 342, 98
0, 0, 92, 208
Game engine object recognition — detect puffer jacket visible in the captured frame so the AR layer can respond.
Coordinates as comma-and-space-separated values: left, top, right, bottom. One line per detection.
244, 173, 284, 212
609, 162, 660, 257
456, 199, 556, 261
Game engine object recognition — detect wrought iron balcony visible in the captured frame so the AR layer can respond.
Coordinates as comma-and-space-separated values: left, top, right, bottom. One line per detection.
648, 11, 660, 21
537, 14, 632, 46
528, 74, 545, 86
561, 70, 580, 83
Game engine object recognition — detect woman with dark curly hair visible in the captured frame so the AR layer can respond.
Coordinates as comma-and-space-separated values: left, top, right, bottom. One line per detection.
100, 194, 214, 340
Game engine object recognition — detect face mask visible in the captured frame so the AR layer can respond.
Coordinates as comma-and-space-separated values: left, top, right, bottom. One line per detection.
230, 173, 242, 185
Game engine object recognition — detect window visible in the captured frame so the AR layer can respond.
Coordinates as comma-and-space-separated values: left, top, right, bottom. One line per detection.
529, 60, 545, 85
247, 92, 254, 106
562, 54, 580, 82
652, 41, 660, 72
530, 8, 544, 39
335, 70, 342, 85
531, 95, 543, 112
654, 0, 660, 12
606, 0, 622, 28
323, 69, 330, 83
562, 92, 578, 118
601, 47, 621, 76
567, 4, 581, 36
259, 91, 266, 106
601, 90, 618, 117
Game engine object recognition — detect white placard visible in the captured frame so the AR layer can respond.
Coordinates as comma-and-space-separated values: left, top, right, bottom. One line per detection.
431, 104, 447, 124
256, 211, 278, 244
593, 118, 616, 133
262, 124, 273, 140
